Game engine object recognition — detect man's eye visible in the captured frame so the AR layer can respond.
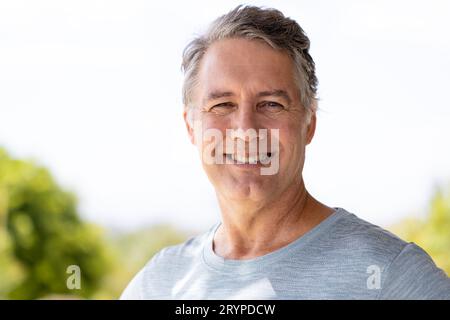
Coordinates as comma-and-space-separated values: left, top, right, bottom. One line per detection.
210, 103, 235, 113
259, 102, 284, 112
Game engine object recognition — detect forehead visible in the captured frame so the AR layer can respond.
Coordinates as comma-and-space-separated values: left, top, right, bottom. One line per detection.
196, 38, 298, 99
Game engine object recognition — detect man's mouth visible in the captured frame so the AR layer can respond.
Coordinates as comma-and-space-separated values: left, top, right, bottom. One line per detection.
223, 152, 274, 165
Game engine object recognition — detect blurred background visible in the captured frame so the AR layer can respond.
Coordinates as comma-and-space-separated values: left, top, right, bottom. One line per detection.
0, 0, 449, 299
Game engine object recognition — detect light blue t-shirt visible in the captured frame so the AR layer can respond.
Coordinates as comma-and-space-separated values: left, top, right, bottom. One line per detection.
120, 207, 450, 299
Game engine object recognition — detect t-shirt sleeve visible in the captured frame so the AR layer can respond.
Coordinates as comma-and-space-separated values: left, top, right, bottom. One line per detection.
378, 242, 450, 299
119, 268, 144, 300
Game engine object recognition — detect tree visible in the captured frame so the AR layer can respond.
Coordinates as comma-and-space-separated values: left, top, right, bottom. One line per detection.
0, 147, 113, 299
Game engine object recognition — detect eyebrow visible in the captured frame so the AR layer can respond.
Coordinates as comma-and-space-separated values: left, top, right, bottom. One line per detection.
205, 89, 292, 104
205, 91, 235, 103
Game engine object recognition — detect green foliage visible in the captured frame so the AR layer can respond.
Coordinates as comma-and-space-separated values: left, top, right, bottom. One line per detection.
0, 147, 113, 299
0, 147, 189, 299
390, 185, 450, 275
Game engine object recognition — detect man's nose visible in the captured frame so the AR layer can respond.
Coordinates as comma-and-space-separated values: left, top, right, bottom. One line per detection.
232, 103, 259, 134
228, 102, 262, 149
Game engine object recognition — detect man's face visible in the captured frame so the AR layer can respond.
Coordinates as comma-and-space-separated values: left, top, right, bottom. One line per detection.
184, 38, 316, 203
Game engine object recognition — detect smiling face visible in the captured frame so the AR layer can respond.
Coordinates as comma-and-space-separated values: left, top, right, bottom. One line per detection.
184, 37, 316, 203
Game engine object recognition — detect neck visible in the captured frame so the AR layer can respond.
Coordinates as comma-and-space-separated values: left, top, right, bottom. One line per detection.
214, 178, 334, 259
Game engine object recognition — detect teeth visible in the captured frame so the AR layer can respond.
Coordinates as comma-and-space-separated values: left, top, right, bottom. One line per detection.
225, 153, 272, 164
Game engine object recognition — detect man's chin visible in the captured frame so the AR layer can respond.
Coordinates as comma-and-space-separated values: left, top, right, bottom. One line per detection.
220, 181, 273, 201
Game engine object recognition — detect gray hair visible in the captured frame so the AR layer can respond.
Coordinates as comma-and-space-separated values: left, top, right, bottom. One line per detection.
181, 5, 318, 118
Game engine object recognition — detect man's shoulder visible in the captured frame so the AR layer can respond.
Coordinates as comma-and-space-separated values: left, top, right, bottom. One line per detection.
310, 207, 417, 272
330, 208, 409, 257
120, 225, 216, 299
332, 208, 449, 296
143, 223, 216, 268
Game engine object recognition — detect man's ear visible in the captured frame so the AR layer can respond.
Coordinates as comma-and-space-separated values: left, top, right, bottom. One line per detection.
306, 111, 316, 145
183, 108, 195, 145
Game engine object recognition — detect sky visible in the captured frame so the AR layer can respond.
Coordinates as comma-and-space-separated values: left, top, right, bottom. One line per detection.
0, 0, 449, 232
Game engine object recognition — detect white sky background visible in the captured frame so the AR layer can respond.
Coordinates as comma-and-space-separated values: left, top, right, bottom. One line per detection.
0, 0, 449, 232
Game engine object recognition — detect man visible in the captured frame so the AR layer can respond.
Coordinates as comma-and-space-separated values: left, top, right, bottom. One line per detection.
121, 5, 450, 299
